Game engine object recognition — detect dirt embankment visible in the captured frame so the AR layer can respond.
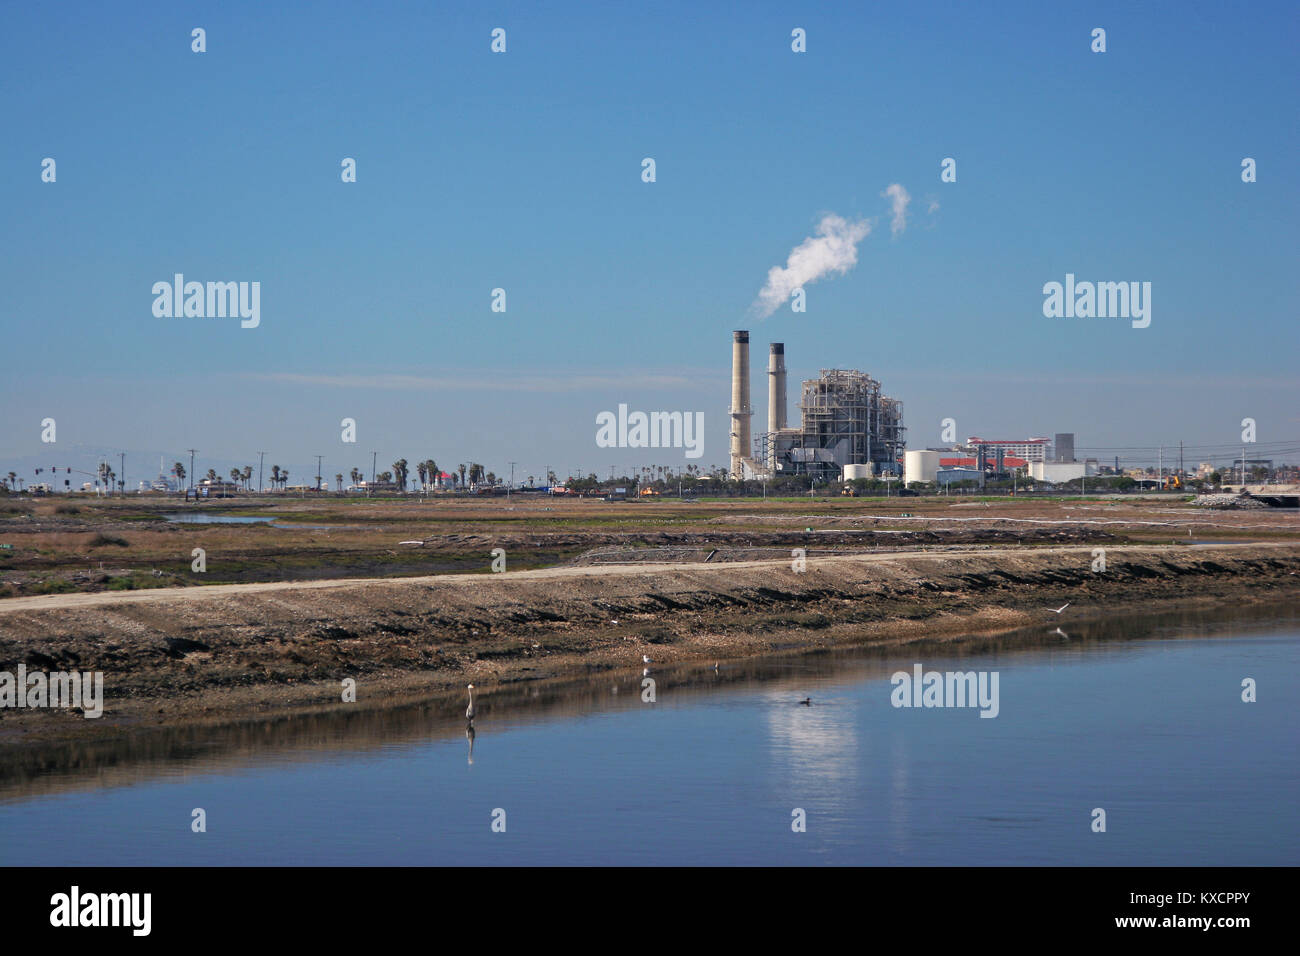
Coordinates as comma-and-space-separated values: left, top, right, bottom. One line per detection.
0, 543, 1297, 743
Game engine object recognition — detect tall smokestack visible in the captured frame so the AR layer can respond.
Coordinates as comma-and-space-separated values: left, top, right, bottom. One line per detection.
768, 343, 787, 435
730, 330, 751, 476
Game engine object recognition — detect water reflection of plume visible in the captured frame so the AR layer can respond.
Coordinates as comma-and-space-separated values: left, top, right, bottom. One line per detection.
763, 691, 859, 807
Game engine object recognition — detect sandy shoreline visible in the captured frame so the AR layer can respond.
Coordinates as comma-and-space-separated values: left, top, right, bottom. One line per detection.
1, 542, 1297, 746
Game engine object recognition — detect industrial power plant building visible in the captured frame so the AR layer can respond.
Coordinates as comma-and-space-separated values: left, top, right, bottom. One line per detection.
729, 331, 905, 481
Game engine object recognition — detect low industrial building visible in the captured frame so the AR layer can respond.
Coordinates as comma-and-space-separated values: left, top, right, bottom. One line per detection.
936, 467, 985, 488
1029, 461, 1088, 483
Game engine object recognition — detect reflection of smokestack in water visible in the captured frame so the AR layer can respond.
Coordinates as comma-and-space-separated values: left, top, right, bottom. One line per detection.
730, 330, 751, 476
768, 343, 787, 434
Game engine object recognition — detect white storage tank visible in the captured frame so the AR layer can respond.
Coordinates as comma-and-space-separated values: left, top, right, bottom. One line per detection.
903, 450, 939, 486
842, 463, 874, 481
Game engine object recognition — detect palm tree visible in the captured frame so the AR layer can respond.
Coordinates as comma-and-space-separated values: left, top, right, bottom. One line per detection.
270, 465, 282, 490
417, 461, 427, 489
205, 468, 217, 484
5, 471, 15, 490
458, 463, 467, 490
242, 465, 253, 490
280, 469, 289, 490
230, 468, 242, 488
392, 459, 408, 492
335, 473, 343, 492
486, 471, 496, 487
172, 462, 186, 490
424, 459, 438, 489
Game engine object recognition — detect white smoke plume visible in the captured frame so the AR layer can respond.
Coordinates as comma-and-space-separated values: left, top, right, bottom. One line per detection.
752, 213, 871, 317
883, 183, 910, 236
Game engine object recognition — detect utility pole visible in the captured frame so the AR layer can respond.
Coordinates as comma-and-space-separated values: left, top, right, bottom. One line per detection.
119, 452, 125, 496
371, 451, 377, 484
1158, 446, 1163, 492
187, 449, 197, 496
508, 461, 517, 499
315, 455, 323, 493
257, 451, 266, 494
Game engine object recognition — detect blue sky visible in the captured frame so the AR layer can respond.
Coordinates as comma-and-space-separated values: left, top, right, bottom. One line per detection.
3, 0, 1296, 484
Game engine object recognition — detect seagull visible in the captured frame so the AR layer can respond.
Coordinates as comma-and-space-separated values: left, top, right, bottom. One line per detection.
465, 684, 476, 722
642, 654, 653, 664
1046, 602, 1070, 615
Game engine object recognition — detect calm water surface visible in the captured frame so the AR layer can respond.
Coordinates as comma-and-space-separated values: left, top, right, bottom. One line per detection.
2, 604, 1297, 865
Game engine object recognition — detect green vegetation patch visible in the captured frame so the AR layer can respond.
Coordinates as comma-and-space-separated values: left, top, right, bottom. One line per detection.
30, 578, 77, 595
106, 573, 170, 591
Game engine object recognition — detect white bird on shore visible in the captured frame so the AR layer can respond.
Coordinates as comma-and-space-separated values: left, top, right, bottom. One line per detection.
1046, 602, 1070, 615
465, 684, 476, 721
642, 654, 653, 664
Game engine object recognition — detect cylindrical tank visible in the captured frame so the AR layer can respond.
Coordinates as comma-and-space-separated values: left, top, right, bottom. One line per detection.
842, 463, 874, 481
903, 450, 939, 486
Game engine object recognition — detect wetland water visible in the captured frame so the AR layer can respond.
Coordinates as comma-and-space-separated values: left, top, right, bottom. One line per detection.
2, 603, 1296, 865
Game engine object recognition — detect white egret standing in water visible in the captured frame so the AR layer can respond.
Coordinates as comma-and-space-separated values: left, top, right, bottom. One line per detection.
465, 683, 476, 721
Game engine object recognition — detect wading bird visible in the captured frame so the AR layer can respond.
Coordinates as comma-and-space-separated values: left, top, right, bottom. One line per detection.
465, 684, 476, 722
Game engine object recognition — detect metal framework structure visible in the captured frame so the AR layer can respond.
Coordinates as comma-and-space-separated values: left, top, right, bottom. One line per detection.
782, 369, 905, 479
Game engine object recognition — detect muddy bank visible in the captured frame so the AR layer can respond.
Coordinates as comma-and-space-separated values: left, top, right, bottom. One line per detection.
0, 543, 1296, 745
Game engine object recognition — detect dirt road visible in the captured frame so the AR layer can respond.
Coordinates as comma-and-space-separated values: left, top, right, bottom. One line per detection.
1, 541, 1289, 615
